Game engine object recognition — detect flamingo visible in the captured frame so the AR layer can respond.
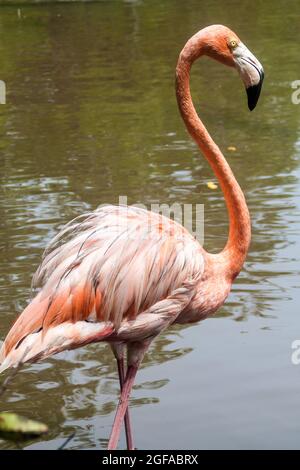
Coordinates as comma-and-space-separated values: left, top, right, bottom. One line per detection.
0, 25, 264, 450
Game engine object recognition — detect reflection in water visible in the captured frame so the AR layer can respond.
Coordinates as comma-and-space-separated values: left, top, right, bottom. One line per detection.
0, 0, 300, 450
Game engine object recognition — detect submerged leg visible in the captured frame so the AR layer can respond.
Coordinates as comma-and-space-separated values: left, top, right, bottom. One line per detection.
108, 340, 150, 450
111, 343, 134, 450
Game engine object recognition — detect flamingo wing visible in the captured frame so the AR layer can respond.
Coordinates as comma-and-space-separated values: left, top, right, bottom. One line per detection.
0, 205, 204, 371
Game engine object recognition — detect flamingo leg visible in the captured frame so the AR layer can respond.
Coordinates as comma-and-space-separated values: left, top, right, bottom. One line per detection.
116, 354, 134, 450
108, 364, 139, 450
111, 342, 134, 450
108, 340, 150, 450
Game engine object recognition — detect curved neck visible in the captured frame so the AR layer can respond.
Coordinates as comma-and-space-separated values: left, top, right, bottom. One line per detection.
176, 33, 251, 280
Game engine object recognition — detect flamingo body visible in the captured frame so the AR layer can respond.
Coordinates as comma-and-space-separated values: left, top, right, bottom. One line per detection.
0, 205, 208, 371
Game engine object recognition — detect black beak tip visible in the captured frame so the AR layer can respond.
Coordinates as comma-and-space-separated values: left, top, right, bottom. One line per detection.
246, 71, 264, 111
246, 83, 262, 111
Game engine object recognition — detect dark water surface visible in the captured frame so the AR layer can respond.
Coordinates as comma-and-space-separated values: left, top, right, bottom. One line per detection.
0, 0, 300, 449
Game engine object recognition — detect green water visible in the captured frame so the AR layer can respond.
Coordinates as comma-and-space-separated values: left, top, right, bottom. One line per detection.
0, 0, 300, 449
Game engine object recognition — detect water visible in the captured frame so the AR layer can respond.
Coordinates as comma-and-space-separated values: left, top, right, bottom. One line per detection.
0, 0, 300, 450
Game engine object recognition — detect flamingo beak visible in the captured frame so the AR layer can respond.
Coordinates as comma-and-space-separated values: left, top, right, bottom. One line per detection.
233, 43, 264, 111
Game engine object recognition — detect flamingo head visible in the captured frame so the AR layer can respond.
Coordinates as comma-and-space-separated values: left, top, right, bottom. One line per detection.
201, 25, 264, 111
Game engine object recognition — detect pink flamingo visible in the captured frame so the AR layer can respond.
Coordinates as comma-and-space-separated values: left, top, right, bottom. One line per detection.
0, 25, 263, 450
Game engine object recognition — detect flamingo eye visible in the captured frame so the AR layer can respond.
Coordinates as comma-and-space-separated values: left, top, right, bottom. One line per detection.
229, 39, 238, 49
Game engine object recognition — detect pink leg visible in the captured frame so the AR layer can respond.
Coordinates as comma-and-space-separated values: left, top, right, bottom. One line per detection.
116, 355, 134, 450
108, 365, 139, 450
108, 340, 150, 450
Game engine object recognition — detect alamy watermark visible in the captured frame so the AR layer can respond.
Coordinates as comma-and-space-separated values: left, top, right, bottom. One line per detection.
291, 340, 300, 365
97, 196, 205, 244
291, 80, 300, 104
0, 81, 6, 104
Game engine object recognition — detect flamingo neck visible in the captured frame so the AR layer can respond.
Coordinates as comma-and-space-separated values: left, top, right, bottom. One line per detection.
175, 33, 251, 280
